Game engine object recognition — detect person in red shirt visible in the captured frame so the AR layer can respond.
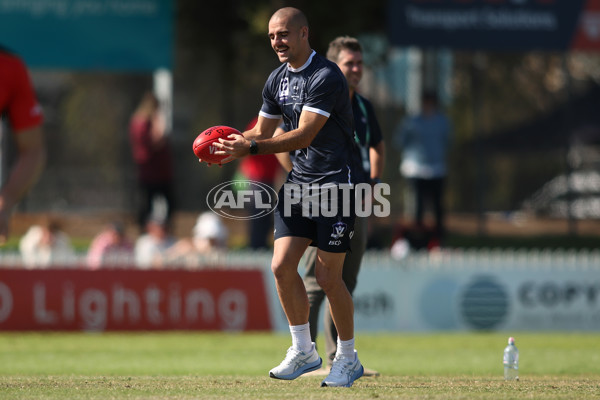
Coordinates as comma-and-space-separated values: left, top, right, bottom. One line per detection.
0, 47, 45, 244
129, 91, 174, 232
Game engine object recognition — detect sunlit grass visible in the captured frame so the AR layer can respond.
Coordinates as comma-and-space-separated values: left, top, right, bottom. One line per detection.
1, 332, 599, 399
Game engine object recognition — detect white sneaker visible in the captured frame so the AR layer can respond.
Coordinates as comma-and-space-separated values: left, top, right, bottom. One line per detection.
321, 350, 364, 387
269, 343, 322, 380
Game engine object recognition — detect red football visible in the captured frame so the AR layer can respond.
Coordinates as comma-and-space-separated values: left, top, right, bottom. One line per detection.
193, 125, 241, 164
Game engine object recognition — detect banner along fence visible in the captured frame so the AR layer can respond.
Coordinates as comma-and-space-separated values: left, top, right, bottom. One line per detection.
0, 267, 271, 331
0, 250, 599, 332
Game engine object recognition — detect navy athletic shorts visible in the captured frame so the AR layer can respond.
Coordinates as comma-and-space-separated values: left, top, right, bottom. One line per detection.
273, 183, 355, 253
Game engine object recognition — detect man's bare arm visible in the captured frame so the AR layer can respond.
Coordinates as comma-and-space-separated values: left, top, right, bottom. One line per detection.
273, 126, 293, 173
369, 140, 385, 181
215, 111, 327, 162
0, 126, 46, 243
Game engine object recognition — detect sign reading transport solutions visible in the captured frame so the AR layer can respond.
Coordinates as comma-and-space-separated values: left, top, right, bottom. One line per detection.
388, 0, 600, 51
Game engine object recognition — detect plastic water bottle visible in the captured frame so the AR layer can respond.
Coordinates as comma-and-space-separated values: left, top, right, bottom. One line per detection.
503, 337, 519, 381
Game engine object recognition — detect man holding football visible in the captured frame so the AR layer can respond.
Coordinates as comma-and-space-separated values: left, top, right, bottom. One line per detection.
275, 35, 385, 377
212, 7, 363, 388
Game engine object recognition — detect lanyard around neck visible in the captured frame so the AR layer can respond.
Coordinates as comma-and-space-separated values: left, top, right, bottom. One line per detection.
354, 93, 371, 173
354, 93, 370, 146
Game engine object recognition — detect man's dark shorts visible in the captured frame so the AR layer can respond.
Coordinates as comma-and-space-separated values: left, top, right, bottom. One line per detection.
273, 183, 355, 253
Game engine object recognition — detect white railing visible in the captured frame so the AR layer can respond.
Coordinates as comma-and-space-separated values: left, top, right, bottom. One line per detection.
1, 248, 599, 270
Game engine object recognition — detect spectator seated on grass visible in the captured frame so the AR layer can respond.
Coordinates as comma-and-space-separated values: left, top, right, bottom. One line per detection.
133, 216, 176, 269
162, 211, 229, 267
19, 216, 75, 268
86, 221, 134, 269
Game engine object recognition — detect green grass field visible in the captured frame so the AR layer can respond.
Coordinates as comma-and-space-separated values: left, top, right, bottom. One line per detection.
1, 332, 599, 399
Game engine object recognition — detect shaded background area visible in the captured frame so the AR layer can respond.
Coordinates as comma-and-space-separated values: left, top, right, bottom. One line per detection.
3, 0, 600, 248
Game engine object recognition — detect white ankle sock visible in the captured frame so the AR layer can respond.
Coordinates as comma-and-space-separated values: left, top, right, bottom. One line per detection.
336, 337, 355, 359
289, 323, 312, 353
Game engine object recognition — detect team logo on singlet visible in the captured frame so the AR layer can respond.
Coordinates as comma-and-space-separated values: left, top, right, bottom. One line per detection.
279, 77, 289, 101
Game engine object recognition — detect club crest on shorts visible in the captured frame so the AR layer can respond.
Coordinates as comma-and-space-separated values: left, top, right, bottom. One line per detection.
331, 221, 348, 239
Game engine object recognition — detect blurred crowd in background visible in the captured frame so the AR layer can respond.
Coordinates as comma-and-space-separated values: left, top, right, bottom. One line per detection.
2, 1, 600, 270
16, 211, 229, 269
